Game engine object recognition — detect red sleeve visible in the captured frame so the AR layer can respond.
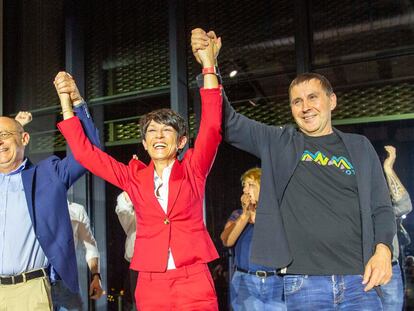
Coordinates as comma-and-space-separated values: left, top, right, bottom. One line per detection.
189, 87, 222, 178
57, 117, 141, 190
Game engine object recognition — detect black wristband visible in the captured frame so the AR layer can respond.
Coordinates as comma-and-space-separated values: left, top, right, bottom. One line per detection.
91, 273, 101, 280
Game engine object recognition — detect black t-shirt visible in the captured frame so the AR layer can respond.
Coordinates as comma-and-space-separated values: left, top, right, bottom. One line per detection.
281, 132, 364, 275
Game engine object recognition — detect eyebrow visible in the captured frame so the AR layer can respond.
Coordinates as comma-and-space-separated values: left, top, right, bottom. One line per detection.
147, 124, 174, 130
291, 91, 320, 103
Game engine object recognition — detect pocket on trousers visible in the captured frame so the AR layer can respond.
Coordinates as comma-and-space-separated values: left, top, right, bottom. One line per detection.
36, 278, 53, 310
204, 271, 218, 298
284, 275, 305, 295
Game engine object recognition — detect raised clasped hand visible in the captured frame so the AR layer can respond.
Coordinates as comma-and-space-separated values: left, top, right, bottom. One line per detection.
191, 28, 221, 66
53, 71, 82, 105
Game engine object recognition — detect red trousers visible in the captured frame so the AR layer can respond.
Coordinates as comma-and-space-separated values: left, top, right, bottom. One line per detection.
135, 263, 218, 311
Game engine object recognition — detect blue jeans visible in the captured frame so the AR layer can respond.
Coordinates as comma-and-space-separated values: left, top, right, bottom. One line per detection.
284, 275, 382, 311
51, 280, 83, 311
380, 263, 404, 311
230, 270, 286, 311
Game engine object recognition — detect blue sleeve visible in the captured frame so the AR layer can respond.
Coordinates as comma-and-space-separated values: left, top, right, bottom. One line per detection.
53, 101, 102, 188
228, 209, 243, 222
74, 102, 101, 148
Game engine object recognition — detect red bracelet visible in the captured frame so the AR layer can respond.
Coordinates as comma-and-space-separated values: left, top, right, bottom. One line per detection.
202, 66, 217, 75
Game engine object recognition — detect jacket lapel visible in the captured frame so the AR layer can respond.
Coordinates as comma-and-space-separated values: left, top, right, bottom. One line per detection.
334, 128, 364, 201
167, 160, 184, 216
139, 161, 166, 216
278, 130, 304, 203
21, 160, 36, 231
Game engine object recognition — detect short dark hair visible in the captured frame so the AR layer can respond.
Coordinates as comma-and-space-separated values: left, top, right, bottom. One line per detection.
289, 73, 334, 100
139, 108, 188, 139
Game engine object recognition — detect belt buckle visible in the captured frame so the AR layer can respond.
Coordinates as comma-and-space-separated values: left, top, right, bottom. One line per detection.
11, 275, 15, 285
255, 270, 267, 278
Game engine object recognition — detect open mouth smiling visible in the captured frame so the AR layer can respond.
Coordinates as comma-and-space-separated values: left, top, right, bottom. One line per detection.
303, 114, 316, 121
153, 142, 167, 149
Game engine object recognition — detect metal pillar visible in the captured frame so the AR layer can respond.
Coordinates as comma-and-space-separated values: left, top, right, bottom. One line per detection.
169, 0, 189, 149
294, 0, 312, 74
64, 0, 107, 309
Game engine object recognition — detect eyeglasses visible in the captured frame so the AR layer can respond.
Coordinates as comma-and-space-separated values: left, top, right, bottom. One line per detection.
0, 131, 22, 140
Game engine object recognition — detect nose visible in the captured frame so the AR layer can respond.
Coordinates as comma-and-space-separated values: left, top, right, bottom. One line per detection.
243, 184, 249, 193
302, 100, 312, 112
155, 128, 164, 138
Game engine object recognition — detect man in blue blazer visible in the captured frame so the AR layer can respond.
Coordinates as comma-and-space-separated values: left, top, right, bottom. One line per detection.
0, 72, 100, 310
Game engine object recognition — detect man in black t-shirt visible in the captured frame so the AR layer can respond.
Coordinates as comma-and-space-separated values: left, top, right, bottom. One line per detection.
192, 29, 396, 310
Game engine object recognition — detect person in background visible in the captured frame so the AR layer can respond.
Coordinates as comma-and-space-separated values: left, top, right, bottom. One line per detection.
15, 112, 104, 310
221, 167, 285, 311
52, 200, 104, 310
381, 145, 412, 311
115, 190, 138, 308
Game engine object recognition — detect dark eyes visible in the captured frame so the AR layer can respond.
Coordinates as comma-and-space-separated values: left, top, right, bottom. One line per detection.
147, 127, 174, 133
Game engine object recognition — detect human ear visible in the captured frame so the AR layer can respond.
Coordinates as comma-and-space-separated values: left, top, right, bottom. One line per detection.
177, 136, 188, 150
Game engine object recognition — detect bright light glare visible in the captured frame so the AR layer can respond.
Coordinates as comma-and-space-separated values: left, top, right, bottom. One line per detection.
229, 70, 238, 78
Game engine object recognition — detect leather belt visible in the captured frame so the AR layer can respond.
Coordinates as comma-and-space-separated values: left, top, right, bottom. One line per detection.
235, 266, 277, 278
0, 268, 48, 285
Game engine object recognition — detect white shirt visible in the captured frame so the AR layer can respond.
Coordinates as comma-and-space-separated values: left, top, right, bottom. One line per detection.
154, 161, 176, 270
115, 193, 136, 262
68, 202, 100, 263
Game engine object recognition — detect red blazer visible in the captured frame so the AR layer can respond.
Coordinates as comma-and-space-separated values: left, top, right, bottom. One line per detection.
58, 88, 222, 272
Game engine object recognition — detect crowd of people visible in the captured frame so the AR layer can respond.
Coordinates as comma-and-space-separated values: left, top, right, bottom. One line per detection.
0, 27, 412, 311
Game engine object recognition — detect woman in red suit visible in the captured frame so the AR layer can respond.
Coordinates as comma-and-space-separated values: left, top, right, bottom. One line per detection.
55, 37, 222, 310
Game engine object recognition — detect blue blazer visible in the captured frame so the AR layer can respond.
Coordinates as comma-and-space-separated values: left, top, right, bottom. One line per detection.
21, 103, 100, 293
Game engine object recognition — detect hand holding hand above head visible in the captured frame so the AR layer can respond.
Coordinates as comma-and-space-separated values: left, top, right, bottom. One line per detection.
191, 28, 221, 66
53, 71, 83, 105
15, 111, 32, 127
54, 71, 82, 119
197, 37, 216, 68
383, 145, 396, 172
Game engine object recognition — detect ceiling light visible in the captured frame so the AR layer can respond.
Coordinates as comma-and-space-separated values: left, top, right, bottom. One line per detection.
229, 70, 238, 78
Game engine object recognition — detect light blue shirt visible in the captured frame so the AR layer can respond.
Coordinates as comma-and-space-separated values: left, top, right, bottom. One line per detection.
0, 159, 48, 276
